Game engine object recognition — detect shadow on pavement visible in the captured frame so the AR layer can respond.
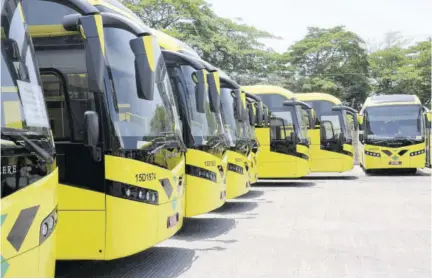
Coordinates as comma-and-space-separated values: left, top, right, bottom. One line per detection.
174, 217, 236, 241
237, 189, 265, 199
212, 201, 258, 214
56, 247, 196, 278
254, 181, 316, 187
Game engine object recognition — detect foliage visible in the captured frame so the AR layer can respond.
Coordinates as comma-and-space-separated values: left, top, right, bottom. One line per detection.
120, 0, 431, 107
282, 26, 370, 107
368, 40, 431, 105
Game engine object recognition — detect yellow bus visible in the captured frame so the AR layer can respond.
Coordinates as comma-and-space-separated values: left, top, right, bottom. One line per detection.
218, 73, 251, 199
89, 0, 228, 218
23, 0, 186, 260
295, 93, 358, 173
358, 94, 431, 174
1, 0, 58, 276
242, 85, 313, 179
244, 92, 264, 184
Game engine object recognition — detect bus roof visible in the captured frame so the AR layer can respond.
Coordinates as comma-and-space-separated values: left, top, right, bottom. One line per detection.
151, 29, 201, 58
241, 85, 294, 98
89, 0, 201, 58
363, 94, 421, 108
294, 92, 341, 105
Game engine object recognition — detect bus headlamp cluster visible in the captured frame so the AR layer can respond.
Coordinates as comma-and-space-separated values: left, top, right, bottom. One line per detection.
122, 184, 158, 205
227, 163, 244, 175
410, 149, 425, 156
186, 165, 217, 182
40, 207, 58, 244
365, 151, 381, 157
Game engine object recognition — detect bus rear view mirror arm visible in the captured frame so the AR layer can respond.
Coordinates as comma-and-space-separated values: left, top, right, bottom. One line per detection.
130, 35, 155, 101
63, 14, 105, 94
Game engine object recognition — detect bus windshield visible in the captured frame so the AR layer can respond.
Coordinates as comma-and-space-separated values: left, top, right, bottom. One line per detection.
220, 87, 243, 146
1, 2, 52, 145
272, 106, 307, 142
172, 65, 225, 147
365, 105, 424, 140
104, 27, 182, 149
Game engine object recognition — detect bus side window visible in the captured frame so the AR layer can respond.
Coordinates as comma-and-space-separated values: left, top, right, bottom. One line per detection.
41, 72, 71, 140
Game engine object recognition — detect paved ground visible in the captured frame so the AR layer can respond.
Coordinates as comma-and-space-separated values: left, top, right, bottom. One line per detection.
56, 166, 431, 277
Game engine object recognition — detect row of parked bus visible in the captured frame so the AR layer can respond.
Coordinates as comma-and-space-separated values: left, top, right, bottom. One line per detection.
1, 0, 431, 277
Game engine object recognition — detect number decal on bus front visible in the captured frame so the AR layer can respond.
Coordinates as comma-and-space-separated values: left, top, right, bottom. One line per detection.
204, 161, 216, 167
135, 173, 156, 182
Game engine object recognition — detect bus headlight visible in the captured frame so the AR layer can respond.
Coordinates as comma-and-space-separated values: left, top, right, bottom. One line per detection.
113, 182, 158, 205
40, 207, 58, 244
410, 149, 425, 156
365, 151, 381, 157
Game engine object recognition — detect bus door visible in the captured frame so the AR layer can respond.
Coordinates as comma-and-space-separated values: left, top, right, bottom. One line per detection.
317, 110, 345, 170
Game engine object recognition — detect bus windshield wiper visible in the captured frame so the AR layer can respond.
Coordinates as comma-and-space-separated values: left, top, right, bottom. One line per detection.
146, 139, 185, 155
1, 127, 54, 164
393, 136, 418, 144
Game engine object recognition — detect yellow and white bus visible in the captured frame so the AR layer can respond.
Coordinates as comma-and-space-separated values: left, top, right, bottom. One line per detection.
218, 74, 252, 198
358, 94, 431, 174
23, 0, 186, 260
295, 93, 358, 173
242, 85, 313, 179
1, 0, 58, 276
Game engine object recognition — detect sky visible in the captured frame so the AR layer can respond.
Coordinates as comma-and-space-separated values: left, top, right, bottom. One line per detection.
207, 0, 432, 53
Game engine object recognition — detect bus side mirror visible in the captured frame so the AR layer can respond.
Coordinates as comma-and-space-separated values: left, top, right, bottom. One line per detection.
233, 89, 243, 121
425, 112, 431, 129
248, 104, 255, 126
194, 70, 207, 113
256, 103, 264, 126
63, 14, 105, 94
263, 108, 270, 127
321, 120, 335, 141
129, 35, 155, 101
84, 111, 101, 162
3, 39, 20, 61
207, 72, 220, 114
307, 109, 315, 129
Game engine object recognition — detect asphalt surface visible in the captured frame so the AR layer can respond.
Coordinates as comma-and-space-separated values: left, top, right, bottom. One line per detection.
56, 166, 431, 277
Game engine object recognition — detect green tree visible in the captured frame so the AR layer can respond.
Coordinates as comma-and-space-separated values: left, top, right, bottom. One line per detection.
283, 26, 370, 107
368, 39, 431, 105
121, 0, 279, 84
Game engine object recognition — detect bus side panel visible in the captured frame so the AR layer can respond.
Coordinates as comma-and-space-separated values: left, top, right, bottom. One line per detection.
104, 155, 183, 260
105, 196, 158, 260
56, 184, 106, 260
184, 149, 226, 217
2, 245, 40, 277
256, 127, 306, 178
38, 226, 57, 277
58, 184, 105, 210
1, 169, 58, 278
248, 152, 258, 184
226, 151, 249, 200
56, 211, 106, 260
308, 129, 342, 172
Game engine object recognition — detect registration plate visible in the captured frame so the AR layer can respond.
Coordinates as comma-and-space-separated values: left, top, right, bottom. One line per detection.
167, 213, 179, 228
389, 161, 402, 165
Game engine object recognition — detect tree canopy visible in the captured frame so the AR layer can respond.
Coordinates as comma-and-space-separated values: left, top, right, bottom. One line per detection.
120, 0, 431, 107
